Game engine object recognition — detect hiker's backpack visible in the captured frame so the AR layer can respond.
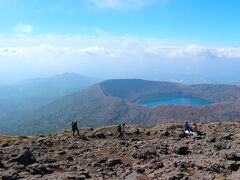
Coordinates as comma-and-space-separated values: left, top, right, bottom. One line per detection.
117, 125, 122, 132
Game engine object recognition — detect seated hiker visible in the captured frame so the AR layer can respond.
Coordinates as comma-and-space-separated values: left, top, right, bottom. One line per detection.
183, 121, 197, 136
117, 123, 126, 140
72, 120, 80, 136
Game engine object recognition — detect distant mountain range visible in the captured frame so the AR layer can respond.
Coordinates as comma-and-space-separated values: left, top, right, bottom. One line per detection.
7, 79, 240, 135
0, 73, 99, 133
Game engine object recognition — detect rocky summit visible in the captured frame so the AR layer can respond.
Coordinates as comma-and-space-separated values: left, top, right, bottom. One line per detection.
1, 121, 240, 179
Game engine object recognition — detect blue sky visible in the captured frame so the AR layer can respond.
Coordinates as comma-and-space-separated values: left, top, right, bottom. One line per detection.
0, 0, 240, 84
0, 0, 239, 44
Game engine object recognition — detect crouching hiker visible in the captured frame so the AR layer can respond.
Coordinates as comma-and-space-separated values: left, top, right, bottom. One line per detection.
117, 123, 126, 140
72, 120, 80, 137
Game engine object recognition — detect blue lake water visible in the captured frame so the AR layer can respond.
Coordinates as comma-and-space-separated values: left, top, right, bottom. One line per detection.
137, 94, 211, 107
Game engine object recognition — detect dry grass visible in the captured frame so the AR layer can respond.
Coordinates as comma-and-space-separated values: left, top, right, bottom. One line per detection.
205, 120, 240, 131
233, 120, 240, 127
147, 123, 180, 132
94, 125, 118, 132
0, 135, 30, 143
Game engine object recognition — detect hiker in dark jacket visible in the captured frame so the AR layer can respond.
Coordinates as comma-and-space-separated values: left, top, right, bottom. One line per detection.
184, 121, 190, 131
72, 120, 80, 136
183, 121, 198, 136
117, 123, 126, 140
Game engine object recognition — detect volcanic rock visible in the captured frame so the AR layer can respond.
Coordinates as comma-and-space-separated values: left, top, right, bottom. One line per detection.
174, 146, 190, 155
107, 158, 122, 167
1, 121, 240, 179
95, 132, 106, 139
9, 149, 36, 166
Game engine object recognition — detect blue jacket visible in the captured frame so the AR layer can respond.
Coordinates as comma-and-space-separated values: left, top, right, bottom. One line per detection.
184, 122, 190, 131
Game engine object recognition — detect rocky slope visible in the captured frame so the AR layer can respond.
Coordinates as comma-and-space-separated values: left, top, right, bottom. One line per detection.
1, 121, 240, 179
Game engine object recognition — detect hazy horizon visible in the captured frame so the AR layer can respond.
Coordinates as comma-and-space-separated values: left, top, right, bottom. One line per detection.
1, 71, 240, 87
1, 0, 240, 84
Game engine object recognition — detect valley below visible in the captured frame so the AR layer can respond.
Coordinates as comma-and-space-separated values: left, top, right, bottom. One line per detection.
9, 79, 240, 135
2, 78, 240, 135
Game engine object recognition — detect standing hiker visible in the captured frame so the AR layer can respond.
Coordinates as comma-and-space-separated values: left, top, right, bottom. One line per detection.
72, 120, 80, 137
117, 123, 126, 140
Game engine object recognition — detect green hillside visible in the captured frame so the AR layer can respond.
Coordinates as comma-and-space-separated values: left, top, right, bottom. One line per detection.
6, 79, 240, 135
0, 73, 99, 133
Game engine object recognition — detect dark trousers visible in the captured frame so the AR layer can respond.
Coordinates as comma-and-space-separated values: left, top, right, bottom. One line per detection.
73, 128, 80, 136
118, 132, 124, 140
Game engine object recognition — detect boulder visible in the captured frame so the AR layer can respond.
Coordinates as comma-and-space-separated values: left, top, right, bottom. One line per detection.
78, 135, 89, 141
145, 132, 151, 136
228, 162, 240, 171
9, 149, 36, 166
148, 160, 164, 169
0, 161, 4, 168
68, 144, 78, 150
95, 133, 106, 139
58, 150, 67, 155
41, 157, 57, 164
67, 156, 74, 161
172, 160, 190, 172
132, 149, 158, 159
168, 173, 185, 180
224, 151, 240, 161
174, 146, 190, 155
1, 142, 9, 148
87, 133, 96, 138
208, 163, 225, 173
37, 137, 46, 143
212, 142, 227, 151
66, 172, 91, 179
134, 166, 145, 174
223, 133, 233, 140
206, 136, 216, 143
161, 131, 170, 137
44, 140, 53, 147
93, 158, 108, 167
157, 146, 169, 155
26, 164, 53, 175
107, 158, 122, 167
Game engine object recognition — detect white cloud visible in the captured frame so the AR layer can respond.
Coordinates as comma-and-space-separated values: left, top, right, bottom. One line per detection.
0, 35, 240, 59
13, 23, 33, 34
87, 0, 156, 9
0, 34, 240, 84
144, 44, 240, 59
